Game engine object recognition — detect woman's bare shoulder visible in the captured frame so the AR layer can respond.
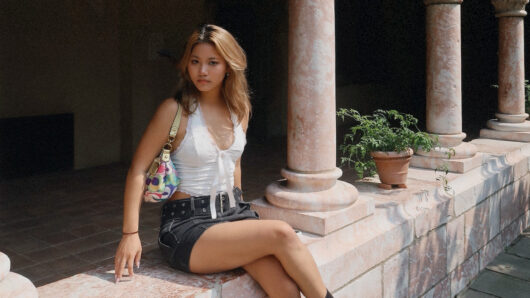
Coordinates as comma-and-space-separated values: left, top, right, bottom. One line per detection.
159, 98, 179, 114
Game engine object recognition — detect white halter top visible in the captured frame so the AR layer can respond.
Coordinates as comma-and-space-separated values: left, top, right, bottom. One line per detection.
170, 103, 246, 219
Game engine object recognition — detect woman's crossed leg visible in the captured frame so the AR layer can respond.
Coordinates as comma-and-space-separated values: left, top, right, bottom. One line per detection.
188, 219, 327, 298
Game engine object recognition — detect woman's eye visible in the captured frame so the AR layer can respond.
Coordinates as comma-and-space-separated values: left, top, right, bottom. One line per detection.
209, 61, 218, 65
190, 59, 198, 64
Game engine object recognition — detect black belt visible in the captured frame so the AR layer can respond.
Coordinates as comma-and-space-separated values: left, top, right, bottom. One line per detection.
161, 192, 233, 221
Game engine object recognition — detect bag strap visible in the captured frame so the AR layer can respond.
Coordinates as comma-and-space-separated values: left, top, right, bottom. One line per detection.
167, 103, 182, 144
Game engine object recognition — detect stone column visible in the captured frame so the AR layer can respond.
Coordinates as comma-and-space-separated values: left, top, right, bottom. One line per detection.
417, 0, 477, 159
265, 0, 358, 211
486, 0, 530, 132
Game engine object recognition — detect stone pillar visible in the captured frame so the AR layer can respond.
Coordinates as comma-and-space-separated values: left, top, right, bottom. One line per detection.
265, 0, 358, 211
486, 0, 530, 132
417, 0, 477, 160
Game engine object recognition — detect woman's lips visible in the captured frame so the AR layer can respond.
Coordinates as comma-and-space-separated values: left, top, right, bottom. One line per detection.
197, 79, 209, 84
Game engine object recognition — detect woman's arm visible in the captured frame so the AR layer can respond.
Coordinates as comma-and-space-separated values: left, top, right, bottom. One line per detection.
114, 98, 180, 282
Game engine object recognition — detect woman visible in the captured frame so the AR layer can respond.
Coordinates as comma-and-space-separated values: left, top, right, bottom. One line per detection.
114, 24, 333, 298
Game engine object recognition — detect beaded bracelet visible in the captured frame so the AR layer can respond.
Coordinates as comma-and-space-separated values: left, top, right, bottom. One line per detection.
122, 230, 139, 235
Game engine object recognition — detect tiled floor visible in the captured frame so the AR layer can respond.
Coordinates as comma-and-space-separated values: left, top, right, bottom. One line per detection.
1, 138, 354, 287
458, 227, 530, 298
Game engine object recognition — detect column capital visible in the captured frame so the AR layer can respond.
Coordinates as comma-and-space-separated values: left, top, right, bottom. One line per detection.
424, 0, 463, 6
492, 0, 529, 17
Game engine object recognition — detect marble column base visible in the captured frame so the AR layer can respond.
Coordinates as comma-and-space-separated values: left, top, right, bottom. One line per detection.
0, 253, 10, 281
265, 169, 359, 211
411, 142, 482, 173
486, 119, 530, 132
0, 273, 38, 298
480, 128, 530, 142
494, 113, 528, 123
416, 141, 477, 159
250, 195, 374, 236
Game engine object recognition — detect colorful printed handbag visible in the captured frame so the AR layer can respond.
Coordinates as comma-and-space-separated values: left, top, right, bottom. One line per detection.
143, 104, 183, 202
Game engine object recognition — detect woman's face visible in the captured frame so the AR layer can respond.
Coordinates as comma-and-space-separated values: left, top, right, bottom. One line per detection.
187, 43, 228, 94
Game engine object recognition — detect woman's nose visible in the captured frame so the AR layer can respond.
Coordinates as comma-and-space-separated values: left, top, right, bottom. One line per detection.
199, 64, 208, 75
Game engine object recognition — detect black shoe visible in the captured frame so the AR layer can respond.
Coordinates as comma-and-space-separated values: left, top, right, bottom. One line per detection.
325, 289, 334, 298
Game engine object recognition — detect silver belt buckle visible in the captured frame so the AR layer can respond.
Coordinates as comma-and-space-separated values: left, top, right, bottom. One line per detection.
190, 197, 195, 216
220, 193, 224, 215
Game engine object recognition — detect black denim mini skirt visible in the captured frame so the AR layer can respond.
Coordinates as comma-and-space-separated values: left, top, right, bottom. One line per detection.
158, 187, 259, 273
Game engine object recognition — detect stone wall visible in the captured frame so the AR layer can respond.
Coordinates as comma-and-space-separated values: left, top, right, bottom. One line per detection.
332, 138, 530, 297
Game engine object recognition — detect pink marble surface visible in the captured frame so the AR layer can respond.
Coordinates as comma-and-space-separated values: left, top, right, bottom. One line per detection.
486, 119, 530, 131
267, 0, 358, 213
446, 215, 465, 272
287, 0, 336, 172
0, 272, 38, 298
410, 151, 483, 173
500, 177, 529, 229
425, 3, 463, 135
251, 195, 373, 236
450, 253, 479, 297
383, 249, 409, 298
414, 197, 451, 238
492, 0, 529, 18
416, 141, 478, 159
265, 179, 358, 212
309, 210, 413, 291
38, 250, 246, 298
464, 199, 493, 258
334, 266, 382, 298
497, 17, 526, 115
471, 137, 529, 154
0, 252, 10, 282
409, 227, 447, 297
480, 128, 530, 142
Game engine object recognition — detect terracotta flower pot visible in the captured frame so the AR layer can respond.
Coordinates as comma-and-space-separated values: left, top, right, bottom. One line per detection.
370, 148, 413, 189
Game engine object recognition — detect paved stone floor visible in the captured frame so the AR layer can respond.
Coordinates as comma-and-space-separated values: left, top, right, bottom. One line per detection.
458, 227, 530, 298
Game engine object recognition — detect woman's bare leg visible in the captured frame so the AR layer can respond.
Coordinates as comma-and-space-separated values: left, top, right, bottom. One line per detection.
242, 255, 300, 298
188, 219, 327, 298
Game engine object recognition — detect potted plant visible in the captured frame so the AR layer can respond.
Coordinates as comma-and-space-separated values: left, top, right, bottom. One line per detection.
337, 109, 437, 189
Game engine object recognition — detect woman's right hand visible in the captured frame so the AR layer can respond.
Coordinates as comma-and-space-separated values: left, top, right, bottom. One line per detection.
114, 233, 142, 283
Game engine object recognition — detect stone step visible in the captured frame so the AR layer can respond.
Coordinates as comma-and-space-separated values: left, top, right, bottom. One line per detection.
0, 252, 10, 282
0, 272, 38, 298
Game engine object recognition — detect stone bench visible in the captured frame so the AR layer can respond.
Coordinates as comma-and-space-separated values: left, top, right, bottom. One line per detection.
37, 248, 266, 297
37, 138, 530, 297
0, 252, 38, 298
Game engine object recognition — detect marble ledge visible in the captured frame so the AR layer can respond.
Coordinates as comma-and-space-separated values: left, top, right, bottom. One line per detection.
38, 249, 266, 298
250, 195, 374, 236
410, 152, 484, 173
36, 138, 530, 297
480, 128, 530, 143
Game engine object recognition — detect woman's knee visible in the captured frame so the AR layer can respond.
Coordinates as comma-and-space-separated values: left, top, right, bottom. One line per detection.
269, 220, 302, 252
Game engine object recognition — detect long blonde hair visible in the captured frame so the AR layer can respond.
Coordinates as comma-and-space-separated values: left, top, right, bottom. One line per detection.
175, 24, 251, 123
